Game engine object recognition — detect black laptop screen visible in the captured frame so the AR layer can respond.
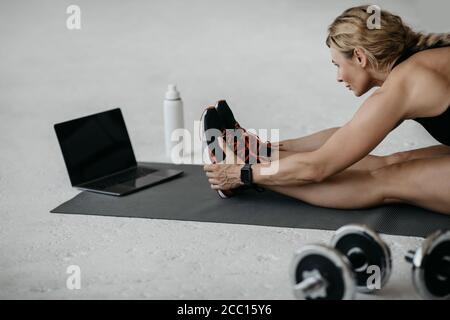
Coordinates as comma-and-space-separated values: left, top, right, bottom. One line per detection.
54, 108, 137, 186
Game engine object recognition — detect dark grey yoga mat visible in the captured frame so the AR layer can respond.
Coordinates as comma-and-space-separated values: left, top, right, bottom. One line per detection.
51, 162, 450, 238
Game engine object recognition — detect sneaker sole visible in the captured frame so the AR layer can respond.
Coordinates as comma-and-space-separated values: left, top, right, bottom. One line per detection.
203, 106, 234, 199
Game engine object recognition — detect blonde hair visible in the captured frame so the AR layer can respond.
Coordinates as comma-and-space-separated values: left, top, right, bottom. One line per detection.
326, 6, 450, 71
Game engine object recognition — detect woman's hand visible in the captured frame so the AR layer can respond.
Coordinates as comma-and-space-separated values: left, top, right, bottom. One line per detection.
203, 164, 244, 190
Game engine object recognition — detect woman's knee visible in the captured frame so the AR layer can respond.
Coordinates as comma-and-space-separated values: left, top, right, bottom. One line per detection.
370, 160, 410, 185
348, 154, 389, 171
385, 151, 411, 166
370, 157, 450, 214
369, 162, 406, 201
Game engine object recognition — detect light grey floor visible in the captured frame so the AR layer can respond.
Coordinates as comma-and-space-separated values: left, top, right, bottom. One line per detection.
1, 0, 449, 299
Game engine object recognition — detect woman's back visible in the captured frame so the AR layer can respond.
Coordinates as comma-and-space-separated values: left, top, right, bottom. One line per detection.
401, 47, 450, 84
395, 47, 450, 145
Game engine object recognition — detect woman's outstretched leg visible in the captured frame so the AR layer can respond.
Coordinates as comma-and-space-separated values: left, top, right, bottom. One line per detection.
272, 149, 388, 170
264, 150, 388, 208
267, 168, 387, 209
264, 155, 450, 214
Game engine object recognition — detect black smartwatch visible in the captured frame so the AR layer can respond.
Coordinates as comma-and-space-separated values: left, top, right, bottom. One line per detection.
240, 164, 253, 186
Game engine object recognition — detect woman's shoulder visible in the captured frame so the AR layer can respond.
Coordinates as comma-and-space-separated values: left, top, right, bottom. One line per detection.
384, 49, 450, 118
412, 46, 450, 64
390, 47, 450, 81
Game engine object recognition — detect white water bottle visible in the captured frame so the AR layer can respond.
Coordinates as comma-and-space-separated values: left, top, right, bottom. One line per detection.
163, 84, 184, 158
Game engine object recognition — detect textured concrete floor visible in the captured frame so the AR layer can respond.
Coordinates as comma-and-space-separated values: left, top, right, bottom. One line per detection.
1, 0, 449, 299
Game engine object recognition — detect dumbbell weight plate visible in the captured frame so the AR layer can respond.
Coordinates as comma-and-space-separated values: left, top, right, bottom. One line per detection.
290, 244, 356, 300
331, 224, 392, 293
410, 230, 450, 300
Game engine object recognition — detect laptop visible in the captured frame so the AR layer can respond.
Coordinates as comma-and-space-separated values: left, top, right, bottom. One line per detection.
54, 108, 183, 196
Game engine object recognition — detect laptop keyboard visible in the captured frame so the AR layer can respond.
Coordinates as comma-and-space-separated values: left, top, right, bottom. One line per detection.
85, 167, 157, 189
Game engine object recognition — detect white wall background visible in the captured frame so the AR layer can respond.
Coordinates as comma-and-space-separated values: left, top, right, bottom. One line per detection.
1, 0, 449, 162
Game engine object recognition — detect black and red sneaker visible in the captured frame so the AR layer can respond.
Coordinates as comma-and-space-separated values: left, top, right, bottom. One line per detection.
202, 106, 234, 199
216, 100, 239, 130
215, 100, 272, 164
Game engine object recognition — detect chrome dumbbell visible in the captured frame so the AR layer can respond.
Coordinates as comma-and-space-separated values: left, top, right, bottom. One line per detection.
291, 224, 392, 300
405, 229, 450, 300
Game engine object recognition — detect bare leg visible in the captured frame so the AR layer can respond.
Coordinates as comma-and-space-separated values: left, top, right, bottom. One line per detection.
268, 169, 385, 209
272, 144, 450, 170
273, 150, 388, 171
265, 156, 450, 215
332, 144, 450, 171
373, 156, 450, 214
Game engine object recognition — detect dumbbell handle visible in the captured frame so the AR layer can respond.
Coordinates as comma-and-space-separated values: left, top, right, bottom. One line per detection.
405, 250, 415, 264
294, 274, 326, 299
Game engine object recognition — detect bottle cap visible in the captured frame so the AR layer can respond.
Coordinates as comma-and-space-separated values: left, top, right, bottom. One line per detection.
165, 84, 181, 100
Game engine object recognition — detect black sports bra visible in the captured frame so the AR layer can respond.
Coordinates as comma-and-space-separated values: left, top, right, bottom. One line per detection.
413, 107, 450, 146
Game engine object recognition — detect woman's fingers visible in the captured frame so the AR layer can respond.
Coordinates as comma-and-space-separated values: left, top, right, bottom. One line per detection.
205, 171, 217, 178
208, 178, 220, 185
205, 165, 219, 186
271, 142, 280, 149
271, 142, 284, 150
203, 164, 218, 172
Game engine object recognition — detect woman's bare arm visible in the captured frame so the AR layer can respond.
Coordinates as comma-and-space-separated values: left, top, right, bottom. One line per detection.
253, 82, 409, 186
276, 127, 340, 152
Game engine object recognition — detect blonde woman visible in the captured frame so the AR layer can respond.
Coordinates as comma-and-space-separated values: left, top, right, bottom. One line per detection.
203, 6, 450, 214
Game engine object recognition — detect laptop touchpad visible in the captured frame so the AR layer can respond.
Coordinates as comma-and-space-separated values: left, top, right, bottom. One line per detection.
120, 174, 165, 188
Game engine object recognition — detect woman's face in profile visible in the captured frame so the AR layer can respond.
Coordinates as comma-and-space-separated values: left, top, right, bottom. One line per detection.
330, 46, 373, 97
